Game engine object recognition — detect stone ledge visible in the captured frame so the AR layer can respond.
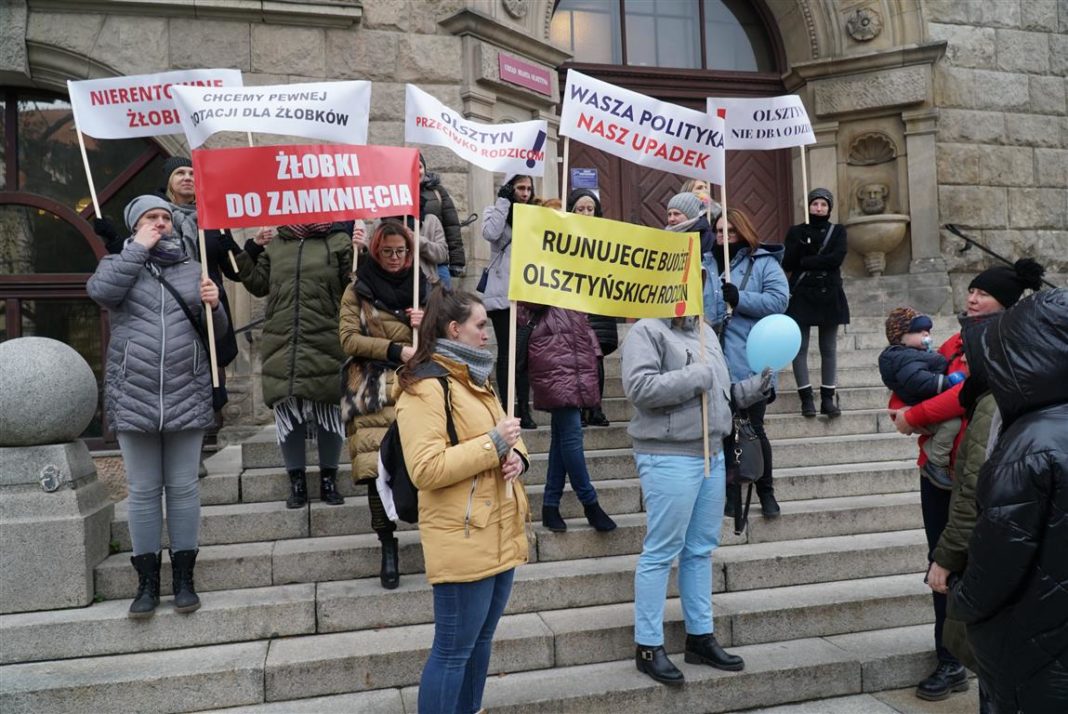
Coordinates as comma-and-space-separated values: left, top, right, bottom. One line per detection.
26, 0, 362, 28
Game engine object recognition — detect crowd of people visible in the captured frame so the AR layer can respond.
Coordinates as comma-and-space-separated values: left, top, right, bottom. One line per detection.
87, 157, 1065, 713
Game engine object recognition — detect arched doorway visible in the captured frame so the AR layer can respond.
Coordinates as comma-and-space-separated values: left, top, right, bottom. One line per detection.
0, 88, 169, 445
550, 0, 791, 240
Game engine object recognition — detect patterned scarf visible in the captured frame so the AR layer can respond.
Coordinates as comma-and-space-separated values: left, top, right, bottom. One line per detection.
282, 223, 333, 240
435, 339, 495, 386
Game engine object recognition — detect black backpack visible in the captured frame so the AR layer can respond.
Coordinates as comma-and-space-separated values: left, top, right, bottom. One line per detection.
378, 368, 458, 524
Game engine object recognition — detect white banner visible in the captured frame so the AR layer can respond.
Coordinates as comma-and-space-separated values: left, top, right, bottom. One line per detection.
67, 69, 243, 139
560, 70, 725, 184
405, 85, 548, 176
707, 95, 815, 151
172, 81, 371, 149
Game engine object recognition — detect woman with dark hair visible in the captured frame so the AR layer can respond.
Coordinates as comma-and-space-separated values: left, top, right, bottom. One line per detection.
566, 188, 618, 427
394, 287, 529, 714
782, 188, 850, 418
706, 207, 789, 519
481, 174, 537, 428
235, 222, 353, 510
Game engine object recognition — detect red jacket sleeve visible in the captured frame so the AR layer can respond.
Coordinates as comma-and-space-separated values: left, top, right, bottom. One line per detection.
905, 382, 966, 427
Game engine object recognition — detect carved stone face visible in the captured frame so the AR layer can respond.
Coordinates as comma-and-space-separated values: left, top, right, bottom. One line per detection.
858, 183, 889, 215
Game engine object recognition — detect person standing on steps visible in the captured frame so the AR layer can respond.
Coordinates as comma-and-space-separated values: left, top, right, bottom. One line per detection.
707, 208, 789, 520
481, 174, 537, 429
394, 288, 530, 714
889, 258, 1046, 703
418, 153, 465, 286
234, 222, 353, 512
87, 195, 228, 618
622, 313, 771, 685
518, 300, 616, 534
339, 220, 426, 590
782, 188, 849, 418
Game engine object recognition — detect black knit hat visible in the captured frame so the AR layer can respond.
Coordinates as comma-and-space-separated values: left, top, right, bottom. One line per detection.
808, 188, 834, 210
162, 155, 192, 184
968, 258, 1046, 309
566, 188, 602, 217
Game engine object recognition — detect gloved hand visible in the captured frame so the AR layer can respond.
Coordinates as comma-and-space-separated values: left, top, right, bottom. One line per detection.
497, 183, 515, 202
721, 280, 740, 309
92, 216, 118, 241
217, 231, 241, 255
730, 367, 773, 409
946, 371, 967, 386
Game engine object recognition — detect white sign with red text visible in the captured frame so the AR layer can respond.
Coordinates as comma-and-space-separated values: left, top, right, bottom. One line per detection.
67, 69, 243, 139
560, 70, 725, 184
707, 95, 815, 151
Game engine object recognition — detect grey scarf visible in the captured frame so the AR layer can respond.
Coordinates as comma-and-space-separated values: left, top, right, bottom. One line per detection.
435, 339, 495, 386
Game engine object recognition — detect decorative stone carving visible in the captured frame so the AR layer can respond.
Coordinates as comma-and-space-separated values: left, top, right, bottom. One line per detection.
858, 183, 891, 215
502, 0, 528, 20
846, 7, 883, 42
848, 132, 896, 166
845, 183, 909, 277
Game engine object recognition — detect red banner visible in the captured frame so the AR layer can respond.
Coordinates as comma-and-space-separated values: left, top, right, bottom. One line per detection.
192, 144, 419, 229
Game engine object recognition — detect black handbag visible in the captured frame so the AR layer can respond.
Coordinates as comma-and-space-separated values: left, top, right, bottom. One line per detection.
723, 413, 764, 535
476, 238, 510, 294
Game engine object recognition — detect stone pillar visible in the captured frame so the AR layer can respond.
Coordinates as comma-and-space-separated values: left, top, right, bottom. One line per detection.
904, 109, 952, 313
0, 337, 114, 614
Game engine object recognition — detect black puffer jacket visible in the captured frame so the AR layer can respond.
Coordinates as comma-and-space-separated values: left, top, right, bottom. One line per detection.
948, 288, 1068, 714
877, 345, 951, 405
420, 173, 464, 271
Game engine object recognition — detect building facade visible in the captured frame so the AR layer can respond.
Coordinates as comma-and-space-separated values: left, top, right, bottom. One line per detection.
1, 0, 1065, 437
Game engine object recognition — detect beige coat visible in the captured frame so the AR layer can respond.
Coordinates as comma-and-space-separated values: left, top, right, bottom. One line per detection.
395, 354, 530, 584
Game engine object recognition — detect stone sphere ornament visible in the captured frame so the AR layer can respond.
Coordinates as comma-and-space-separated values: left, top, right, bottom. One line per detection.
0, 337, 98, 446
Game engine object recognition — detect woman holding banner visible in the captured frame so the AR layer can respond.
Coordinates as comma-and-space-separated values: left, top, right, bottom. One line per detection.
709, 208, 789, 519
394, 287, 529, 714
481, 174, 537, 429
87, 195, 228, 618
338, 220, 426, 590
235, 222, 353, 510
783, 188, 850, 418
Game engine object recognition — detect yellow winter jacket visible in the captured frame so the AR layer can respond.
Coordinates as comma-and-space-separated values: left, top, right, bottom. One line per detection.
394, 354, 530, 584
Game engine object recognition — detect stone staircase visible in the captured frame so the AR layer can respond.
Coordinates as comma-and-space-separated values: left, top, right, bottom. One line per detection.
0, 315, 966, 714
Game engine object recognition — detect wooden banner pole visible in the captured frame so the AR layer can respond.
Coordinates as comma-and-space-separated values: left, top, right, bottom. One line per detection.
412, 216, 420, 351
75, 127, 102, 219
800, 145, 810, 225
198, 229, 220, 388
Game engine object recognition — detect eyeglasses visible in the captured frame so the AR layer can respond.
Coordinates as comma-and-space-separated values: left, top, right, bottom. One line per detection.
380, 248, 409, 258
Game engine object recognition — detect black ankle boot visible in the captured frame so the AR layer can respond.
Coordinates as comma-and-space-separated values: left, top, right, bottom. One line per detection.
542, 505, 567, 532
170, 549, 201, 614
915, 661, 968, 701
379, 536, 400, 590
286, 469, 307, 509
635, 645, 684, 685
128, 552, 161, 619
820, 386, 841, 418
587, 408, 610, 427
319, 468, 344, 505
518, 401, 538, 430
684, 633, 745, 671
583, 501, 617, 532
758, 490, 781, 518
798, 386, 817, 417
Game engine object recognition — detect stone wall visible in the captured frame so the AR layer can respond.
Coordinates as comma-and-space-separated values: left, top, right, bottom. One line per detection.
928, 0, 1068, 306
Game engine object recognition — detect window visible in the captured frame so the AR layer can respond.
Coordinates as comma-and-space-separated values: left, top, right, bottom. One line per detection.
551, 0, 776, 72
0, 88, 167, 444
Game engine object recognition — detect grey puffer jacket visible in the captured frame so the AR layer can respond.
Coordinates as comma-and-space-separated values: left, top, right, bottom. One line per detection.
480, 197, 515, 311
88, 241, 229, 433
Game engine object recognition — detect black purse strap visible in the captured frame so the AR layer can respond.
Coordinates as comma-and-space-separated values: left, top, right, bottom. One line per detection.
794, 223, 835, 285
153, 273, 210, 351
438, 377, 459, 446
718, 257, 756, 347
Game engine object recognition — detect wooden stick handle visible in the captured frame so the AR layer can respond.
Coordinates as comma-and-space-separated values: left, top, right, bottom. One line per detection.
700, 319, 710, 476
75, 127, 101, 219
800, 145, 810, 225
412, 217, 420, 351
198, 230, 220, 388
505, 302, 518, 499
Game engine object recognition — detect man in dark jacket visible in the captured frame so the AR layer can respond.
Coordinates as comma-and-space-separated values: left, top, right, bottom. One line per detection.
948, 288, 1068, 714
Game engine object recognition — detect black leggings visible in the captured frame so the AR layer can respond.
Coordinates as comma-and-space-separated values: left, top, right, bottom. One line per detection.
920, 476, 958, 664
488, 307, 530, 409
367, 485, 396, 540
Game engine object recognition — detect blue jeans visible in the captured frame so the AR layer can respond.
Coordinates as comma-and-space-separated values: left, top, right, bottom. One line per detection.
634, 451, 726, 646
543, 407, 598, 508
436, 264, 452, 288
418, 569, 515, 714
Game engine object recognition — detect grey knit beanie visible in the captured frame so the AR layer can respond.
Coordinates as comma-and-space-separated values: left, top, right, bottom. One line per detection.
668, 192, 702, 220
124, 195, 172, 232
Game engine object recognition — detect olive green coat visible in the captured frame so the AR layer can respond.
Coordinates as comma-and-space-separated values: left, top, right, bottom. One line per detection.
338, 282, 414, 483
237, 230, 352, 407
938, 391, 997, 671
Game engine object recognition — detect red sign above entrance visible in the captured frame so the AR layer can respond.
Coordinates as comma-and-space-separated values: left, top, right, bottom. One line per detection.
498, 53, 552, 96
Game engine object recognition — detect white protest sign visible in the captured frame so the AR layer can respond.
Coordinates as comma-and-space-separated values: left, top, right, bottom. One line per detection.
172, 81, 371, 149
707, 95, 815, 150
67, 69, 243, 139
405, 84, 548, 176
560, 70, 725, 184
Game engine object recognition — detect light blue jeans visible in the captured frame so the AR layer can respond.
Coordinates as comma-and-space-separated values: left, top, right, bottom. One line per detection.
633, 450, 726, 646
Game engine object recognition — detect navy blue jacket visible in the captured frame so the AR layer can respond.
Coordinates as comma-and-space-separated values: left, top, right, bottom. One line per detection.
878, 345, 949, 405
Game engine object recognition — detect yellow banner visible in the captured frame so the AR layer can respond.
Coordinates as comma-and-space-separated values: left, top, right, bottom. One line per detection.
508, 204, 702, 319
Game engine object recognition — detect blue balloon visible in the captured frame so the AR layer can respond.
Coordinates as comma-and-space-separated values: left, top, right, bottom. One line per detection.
746, 314, 802, 373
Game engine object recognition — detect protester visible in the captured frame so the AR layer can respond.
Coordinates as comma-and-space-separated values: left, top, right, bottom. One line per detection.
419, 153, 465, 285
482, 174, 537, 427
705, 207, 789, 518
679, 177, 721, 219
947, 287, 1067, 714
890, 258, 1046, 702
782, 188, 849, 417
394, 287, 530, 714
565, 188, 618, 427
87, 195, 228, 618
665, 191, 715, 257
386, 214, 448, 286
338, 221, 426, 589
235, 222, 353, 510
622, 313, 770, 685
518, 299, 616, 533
